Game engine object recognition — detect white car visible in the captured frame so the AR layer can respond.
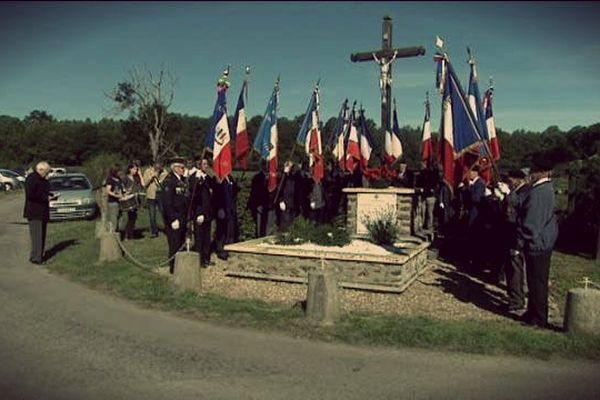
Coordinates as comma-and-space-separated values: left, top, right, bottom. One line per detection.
0, 169, 24, 191
48, 167, 67, 177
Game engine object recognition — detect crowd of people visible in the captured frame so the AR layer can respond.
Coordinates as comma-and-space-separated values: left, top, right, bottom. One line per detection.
23, 154, 558, 330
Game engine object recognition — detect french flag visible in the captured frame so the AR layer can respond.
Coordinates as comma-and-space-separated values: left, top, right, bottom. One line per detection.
232, 80, 250, 170
384, 99, 403, 166
358, 108, 375, 173
330, 99, 349, 171
253, 79, 279, 192
296, 82, 324, 183
420, 94, 433, 169
206, 82, 232, 181
483, 88, 500, 161
345, 104, 361, 173
436, 52, 482, 191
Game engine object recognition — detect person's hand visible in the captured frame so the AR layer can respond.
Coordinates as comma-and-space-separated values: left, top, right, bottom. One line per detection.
256, 205, 264, 213
509, 249, 520, 256
439, 202, 445, 209
279, 201, 286, 211
171, 219, 180, 230
196, 215, 205, 224
310, 201, 316, 210
217, 209, 225, 219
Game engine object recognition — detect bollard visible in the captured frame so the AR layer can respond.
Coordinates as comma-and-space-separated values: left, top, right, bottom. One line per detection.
564, 287, 600, 334
173, 251, 202, 293
99, 232, 122, 262
306, 268, 340, 326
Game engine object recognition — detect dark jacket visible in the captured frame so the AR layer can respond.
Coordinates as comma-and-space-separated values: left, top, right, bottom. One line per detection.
466, 177, 486, 228
188, 172, 214, 221
212, 176, 238, 218
277, 172, 296, 212
519, 178, 558, 254
247, 171, 270, 213
162, 172, 189, 225
23, 171, 50, 221
505, 183, 530, 250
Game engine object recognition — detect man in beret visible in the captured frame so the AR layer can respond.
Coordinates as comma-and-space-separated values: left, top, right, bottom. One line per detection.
518, 158, 558, 328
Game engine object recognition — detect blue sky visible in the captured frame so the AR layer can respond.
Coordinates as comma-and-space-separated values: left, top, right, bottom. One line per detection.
1, 1, 599, 132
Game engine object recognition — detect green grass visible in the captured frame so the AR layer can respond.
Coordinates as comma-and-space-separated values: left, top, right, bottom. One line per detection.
44, 210, 600, 361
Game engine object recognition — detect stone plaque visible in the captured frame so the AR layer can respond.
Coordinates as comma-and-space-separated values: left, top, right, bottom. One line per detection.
356, 193, 397, 234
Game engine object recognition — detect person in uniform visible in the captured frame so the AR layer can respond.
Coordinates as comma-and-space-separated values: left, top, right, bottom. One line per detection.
323, 160, 343, 224
188, 158, 214, 267
162, 158, 189, 274
213, 172, 238, 261
247, 160, 271, 238
276, 161, 296, 231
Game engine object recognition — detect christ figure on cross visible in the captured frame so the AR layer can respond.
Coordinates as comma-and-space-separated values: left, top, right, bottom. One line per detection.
372, 50, 397, 104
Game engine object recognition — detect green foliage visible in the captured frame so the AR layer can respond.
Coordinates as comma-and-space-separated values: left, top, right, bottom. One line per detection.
274, 217, 350, 247
81, 153, 127, 189
362, 207, 400, 246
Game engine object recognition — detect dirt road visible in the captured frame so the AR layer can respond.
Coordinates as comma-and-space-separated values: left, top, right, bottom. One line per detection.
1, 194, 598, 400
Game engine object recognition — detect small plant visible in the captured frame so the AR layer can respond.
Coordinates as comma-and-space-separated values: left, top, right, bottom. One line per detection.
274, 217, 350, 247
362, 207, 400, 246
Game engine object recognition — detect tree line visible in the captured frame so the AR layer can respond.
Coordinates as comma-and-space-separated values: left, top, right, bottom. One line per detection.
1, 109, 599, 174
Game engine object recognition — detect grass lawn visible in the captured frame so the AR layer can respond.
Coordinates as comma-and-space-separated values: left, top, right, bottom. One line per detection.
44, 208, 600, 361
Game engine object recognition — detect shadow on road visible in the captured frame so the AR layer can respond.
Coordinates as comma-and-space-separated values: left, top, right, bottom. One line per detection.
45, 239, 79, 261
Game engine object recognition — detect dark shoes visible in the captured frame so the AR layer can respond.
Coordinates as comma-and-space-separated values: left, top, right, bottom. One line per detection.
216, 251, 229, 261
29, 258, 46, 266
201, 260, 215, 268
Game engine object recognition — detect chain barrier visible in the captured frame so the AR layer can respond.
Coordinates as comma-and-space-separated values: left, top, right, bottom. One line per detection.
106, 222, 189, 275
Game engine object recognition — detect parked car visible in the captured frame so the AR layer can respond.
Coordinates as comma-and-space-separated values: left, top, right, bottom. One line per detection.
48, 173, 97, 221
0, 169, 23, 191
48, 167, 67, 177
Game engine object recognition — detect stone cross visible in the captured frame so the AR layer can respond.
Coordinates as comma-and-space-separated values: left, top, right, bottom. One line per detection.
350, 16, 425, 134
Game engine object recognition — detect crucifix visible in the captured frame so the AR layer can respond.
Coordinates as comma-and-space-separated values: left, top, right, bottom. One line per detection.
350, 15, 425, 134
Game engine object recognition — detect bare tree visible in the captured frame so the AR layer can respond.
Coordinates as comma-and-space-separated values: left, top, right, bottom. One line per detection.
107, 65, 177, 162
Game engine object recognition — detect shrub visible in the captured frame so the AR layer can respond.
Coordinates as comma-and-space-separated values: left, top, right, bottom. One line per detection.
362, 207, 400, 246
274, 217, 350, 247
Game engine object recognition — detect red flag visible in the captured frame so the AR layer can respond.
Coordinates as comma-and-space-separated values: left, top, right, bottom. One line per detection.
233, 80, 250, 170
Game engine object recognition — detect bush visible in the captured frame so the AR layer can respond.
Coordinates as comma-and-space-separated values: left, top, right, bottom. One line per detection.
81, 153, 127, 189
362, 207, 400, 246
274, 217, 350, 247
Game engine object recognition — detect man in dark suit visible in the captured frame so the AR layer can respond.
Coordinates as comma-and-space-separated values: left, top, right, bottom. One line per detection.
212, 172, 238, 261
247, 160, 271, 238
162, 158, 189, 274
23, 161, 57, 265
276, 161, 296, 231
189, 158, 215, 267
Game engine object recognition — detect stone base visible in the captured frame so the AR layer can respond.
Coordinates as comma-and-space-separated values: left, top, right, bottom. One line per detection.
99, 232, 122, 262
173, 251, 202, 293
306, 269, 340, 325
564, 288, 600, 334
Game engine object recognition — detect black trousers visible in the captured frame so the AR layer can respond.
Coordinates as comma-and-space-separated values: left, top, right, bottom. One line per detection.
166, 222, 187, 274
28, 219, 47, 263
506, 250, 526, 309
194, 220, 211, 264
525, 250, 553, 326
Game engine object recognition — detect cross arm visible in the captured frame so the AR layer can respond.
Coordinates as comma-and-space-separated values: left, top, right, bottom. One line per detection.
350, 46, 426, 62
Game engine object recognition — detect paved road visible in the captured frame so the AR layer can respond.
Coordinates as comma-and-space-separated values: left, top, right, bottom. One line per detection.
1, 194, 599, 400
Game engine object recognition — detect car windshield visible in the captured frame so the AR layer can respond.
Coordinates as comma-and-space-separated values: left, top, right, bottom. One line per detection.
49, 176, 91, 191
1, 170, 19, 177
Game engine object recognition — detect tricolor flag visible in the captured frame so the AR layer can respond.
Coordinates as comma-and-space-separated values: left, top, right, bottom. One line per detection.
232, 79, 250, 170
296, 82, 324, 183
384, 99, 403, 166
436, 52, 483, 190
357, 107, 375, 173
483, 87, 500, 161
206, 76, 232, 181
330, 99, 349, 171
345, 103, 360, 173
420, 93, 434, 169
253, 78, 279, 192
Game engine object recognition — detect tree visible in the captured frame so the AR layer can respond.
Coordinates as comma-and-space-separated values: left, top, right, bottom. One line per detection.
24, 110, 54, 124
108, 66, 176, 163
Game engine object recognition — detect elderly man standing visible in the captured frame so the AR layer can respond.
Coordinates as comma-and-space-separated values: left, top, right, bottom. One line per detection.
23, 161, 57, 265
162, 158, 189, 274
519, 158, 558, 329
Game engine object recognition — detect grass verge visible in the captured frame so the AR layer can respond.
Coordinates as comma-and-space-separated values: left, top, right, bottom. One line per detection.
45, 213, 600, 361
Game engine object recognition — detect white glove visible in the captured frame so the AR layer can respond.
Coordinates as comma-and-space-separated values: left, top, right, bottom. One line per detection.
439, 203, 445, 209
279, 201, 286, 211
217, 209, 226, 219
171, 219, 180, 230
196, 215, 205, 224
310, 201, 316, 210
256, 205, 264, 213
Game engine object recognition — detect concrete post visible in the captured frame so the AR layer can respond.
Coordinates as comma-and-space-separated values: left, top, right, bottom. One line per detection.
306, 269, 340, 325
564, 288, 600, 334
173, 251, 202, 293
99, 232, 122, 263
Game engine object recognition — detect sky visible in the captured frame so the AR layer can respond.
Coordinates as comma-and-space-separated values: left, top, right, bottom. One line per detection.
1, 1, 599, 132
